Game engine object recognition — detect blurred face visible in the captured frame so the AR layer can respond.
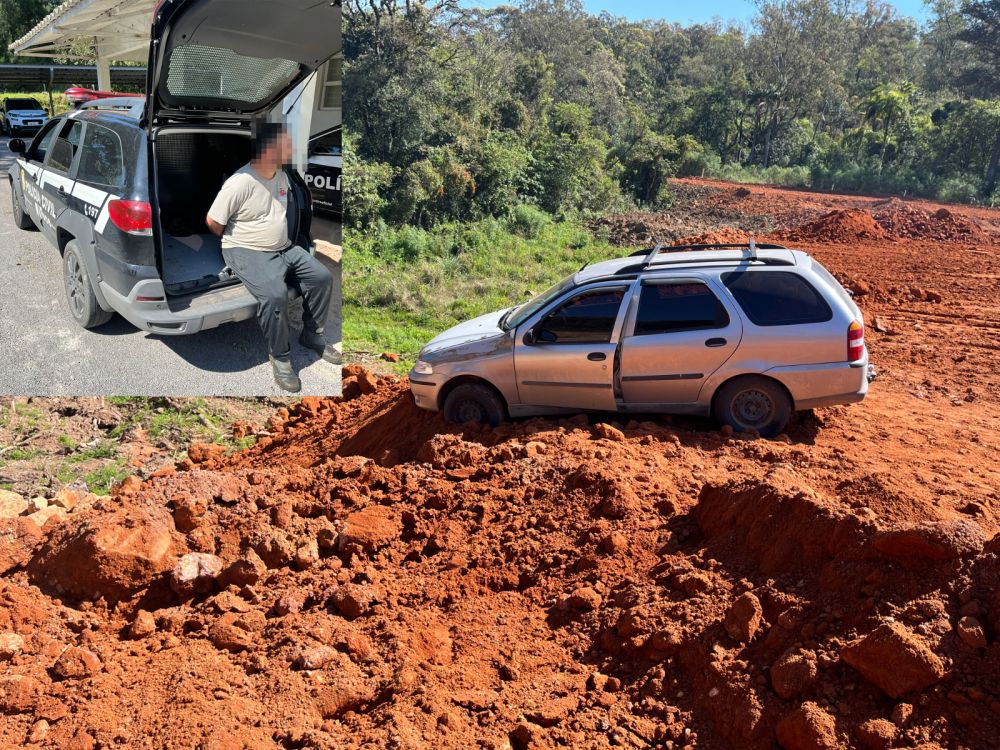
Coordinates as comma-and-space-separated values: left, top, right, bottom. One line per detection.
259, 129, 292, 165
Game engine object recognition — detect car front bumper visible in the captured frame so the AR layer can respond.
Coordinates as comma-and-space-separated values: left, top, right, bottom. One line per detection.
408, 370, 446, 412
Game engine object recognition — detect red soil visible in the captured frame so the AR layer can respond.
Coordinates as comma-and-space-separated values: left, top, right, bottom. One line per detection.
3, 180, 1000, 750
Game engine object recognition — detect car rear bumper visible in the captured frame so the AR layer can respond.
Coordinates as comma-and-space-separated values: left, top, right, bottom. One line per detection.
101, 279, 258, 335
765, 359, 870, 411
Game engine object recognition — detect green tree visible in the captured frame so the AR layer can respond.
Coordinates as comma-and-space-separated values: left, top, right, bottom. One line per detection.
0, 0, 55, 63
958, 0, 1000, 193
864, 82, 916, 172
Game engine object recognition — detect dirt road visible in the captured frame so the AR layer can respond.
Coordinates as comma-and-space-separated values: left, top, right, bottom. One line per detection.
1, 180, 999, 749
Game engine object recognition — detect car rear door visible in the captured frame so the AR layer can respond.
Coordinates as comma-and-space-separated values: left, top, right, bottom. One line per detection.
513, 283, 632, 411
619, 276, 743, 406
144, 0, 341, 127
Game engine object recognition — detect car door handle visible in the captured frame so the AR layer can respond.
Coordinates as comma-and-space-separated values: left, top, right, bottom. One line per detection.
587, 352, 607, 361
705, 338, 727, 348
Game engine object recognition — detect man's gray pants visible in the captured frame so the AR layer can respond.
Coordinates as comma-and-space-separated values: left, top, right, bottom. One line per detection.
222, 245, 333, 360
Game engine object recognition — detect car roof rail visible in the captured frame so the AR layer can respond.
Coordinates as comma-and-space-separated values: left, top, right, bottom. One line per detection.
628, 239, 789, 262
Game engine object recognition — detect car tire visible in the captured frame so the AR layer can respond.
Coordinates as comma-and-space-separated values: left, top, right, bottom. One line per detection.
442, 383, 506, 427
63, 241, 113, 329
10, 184, 35, 230
713, 376, 792, 438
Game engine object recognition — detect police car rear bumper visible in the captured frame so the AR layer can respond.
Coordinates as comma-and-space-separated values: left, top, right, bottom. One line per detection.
101, 279, 259, 336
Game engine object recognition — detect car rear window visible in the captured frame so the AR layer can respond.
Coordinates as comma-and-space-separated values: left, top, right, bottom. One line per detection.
165, 44, 301, 108
77, 124, 125, 189
722, 271, 833, 326
634, 281, 729, 335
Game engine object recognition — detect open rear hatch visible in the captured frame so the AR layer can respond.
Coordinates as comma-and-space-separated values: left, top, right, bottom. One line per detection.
144, 0, 341, 126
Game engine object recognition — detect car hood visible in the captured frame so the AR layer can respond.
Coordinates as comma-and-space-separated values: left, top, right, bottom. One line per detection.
7, 110, 45, 117
420, 308, 512, 361
146, 0, 341, 124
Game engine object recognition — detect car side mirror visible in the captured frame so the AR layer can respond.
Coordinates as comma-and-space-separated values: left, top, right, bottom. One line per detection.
8, 139, 25, 154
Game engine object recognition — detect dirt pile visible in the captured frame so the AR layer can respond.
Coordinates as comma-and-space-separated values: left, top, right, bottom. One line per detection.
872, 199, 988, 244
788, 209, 891, 244
1, 371, 998, 749
672, 228, 754, 246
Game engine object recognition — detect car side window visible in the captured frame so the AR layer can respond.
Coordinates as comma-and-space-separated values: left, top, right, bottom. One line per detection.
46, 121, 84, 174
77, 124, 125, 189
534, 287, 626, 344
722, 271, 833, 326
28, 121, 60, 163
633, 281, 730, 336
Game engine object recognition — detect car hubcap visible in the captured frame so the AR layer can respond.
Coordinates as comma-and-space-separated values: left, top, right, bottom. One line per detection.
66, 254, 86, 318
731, 388, 774, 429
455, 399, 485, 424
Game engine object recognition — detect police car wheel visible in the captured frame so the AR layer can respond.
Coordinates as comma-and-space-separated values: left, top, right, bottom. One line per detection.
10, 185, 34, 230
63, 241, 113, 329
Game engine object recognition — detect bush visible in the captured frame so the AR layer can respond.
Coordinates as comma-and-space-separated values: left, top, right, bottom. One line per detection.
343, 141, 395, 229
936, 176, 984, 204
508, 203, 552, 238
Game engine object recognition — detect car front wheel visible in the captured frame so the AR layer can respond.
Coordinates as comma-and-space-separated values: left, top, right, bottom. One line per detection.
442, 383, 506, 427
63, 241, 113, 329
10, 185, 35, 230
713, 376, 792, 438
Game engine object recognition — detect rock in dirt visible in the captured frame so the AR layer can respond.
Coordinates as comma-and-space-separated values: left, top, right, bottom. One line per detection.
955, 616, 987, 649
171, 552, 223, 597
565, 586, 602, 612
219, 550, 267, 588
840, 621, 945, 698
27, 505, 69, 529
775, 701, 840, 750
855, 718, 896, 750
593, 423, 625, 442
724, 591, 764, 642
771, 649, 818, 699
129, 610, 157, 640
51, 646, 102, 680
29, 506, 175, 602
313, 652, 375, 718
209, 613, 254, 652
330, 583, 379, 620
874, 520, 985, 562
295, 645, 338, 670
0, 632, 25, 661
338, 505, 400, 553
0, 516, 44, 575
0, 674, 43, 714
0, 489, 28, 518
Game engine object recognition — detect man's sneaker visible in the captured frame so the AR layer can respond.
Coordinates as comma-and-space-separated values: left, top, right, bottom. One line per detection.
270, 356, 301, 393
299, 329, 342, 365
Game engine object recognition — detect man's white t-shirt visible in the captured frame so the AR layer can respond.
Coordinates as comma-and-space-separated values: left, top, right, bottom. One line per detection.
208, 164, 291, 252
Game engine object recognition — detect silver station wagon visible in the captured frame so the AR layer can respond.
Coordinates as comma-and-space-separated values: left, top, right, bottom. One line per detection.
409, 242, 874, 437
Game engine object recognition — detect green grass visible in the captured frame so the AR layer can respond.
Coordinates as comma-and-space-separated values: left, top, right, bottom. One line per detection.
343, 214, 626, 368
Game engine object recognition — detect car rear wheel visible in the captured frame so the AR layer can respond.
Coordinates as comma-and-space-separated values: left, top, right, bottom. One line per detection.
442, 383, 506, 427
63, 241, 113, 329
10, 185, 35, 230
713, 376, 792, 438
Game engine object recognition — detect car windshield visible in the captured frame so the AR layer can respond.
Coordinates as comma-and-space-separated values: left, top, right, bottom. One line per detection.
503, 273, 578, 331
7, 99, 41, 111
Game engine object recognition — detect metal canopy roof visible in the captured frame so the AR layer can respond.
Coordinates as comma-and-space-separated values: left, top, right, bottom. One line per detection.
0, 63, 145, 89
10, 0, 155, 63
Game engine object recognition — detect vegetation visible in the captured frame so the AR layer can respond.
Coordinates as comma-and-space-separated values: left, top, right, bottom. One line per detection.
345, 0, 1000, 230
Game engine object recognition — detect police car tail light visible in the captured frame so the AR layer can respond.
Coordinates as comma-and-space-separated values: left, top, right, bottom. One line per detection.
108, 200, 153, 236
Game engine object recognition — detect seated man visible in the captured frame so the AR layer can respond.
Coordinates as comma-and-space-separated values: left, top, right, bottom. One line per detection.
207, 122, 339, 392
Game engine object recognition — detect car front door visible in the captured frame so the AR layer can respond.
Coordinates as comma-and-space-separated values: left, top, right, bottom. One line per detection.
619, 276, 743, 406
16, 119, 61, 227
514, 283, 632, 411
35, 119, 83, 243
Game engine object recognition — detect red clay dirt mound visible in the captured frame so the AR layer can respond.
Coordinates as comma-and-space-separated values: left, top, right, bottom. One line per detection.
672, 227, 755, 246
872, 198, 988, 244
788, 209, 890, 244
1, 373, 998, 750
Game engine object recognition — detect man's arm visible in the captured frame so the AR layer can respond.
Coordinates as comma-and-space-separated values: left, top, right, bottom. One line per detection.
206, 216, 226, 237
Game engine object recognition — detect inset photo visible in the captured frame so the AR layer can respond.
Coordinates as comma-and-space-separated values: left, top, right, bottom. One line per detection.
1, 0, 342, 396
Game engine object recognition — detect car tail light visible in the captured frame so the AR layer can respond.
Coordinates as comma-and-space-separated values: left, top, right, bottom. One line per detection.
848, 320, 865, 362
108, 200, 153, 236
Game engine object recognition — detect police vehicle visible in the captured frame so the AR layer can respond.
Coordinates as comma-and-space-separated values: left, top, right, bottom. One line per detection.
6, 0, 339, 334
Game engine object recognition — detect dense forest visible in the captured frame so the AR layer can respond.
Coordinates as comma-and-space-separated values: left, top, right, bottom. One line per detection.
345, 0, 1000, 229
